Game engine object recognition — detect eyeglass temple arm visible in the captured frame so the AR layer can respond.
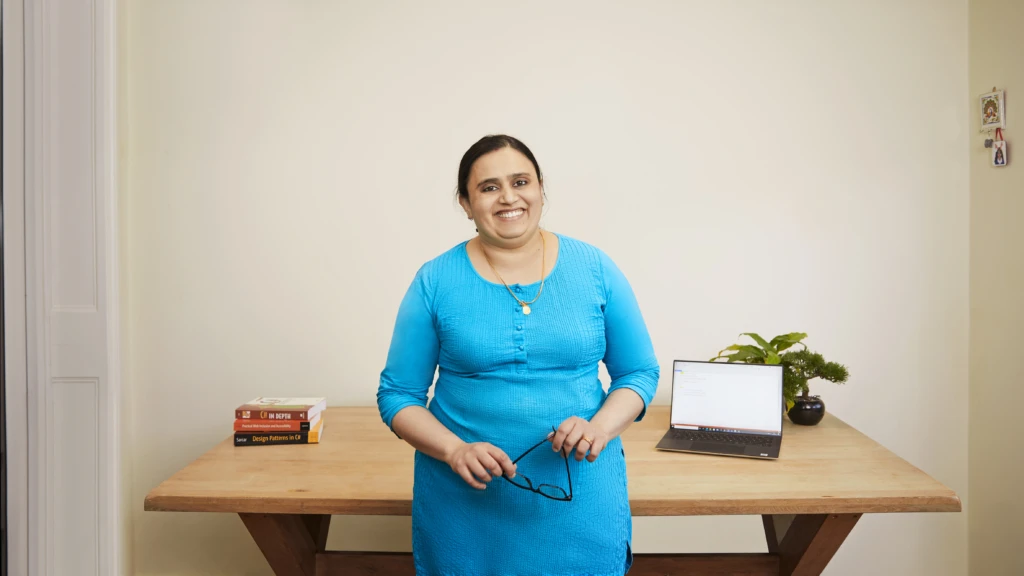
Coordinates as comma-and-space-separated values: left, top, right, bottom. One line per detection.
511, 427, 559, 465
550, 425, 574, 498
565, 450, 572, 497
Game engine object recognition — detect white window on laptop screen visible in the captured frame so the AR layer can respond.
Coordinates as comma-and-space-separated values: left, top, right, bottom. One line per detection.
671, 361, 783, 435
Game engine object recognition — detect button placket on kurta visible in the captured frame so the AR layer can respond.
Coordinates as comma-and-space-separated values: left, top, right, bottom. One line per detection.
512, 284, 528, 374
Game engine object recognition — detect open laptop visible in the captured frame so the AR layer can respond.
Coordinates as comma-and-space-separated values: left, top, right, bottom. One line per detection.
655, 359, 784, 459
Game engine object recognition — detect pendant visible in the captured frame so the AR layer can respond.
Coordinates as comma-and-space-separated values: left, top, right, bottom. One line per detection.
522, 304, 531, 315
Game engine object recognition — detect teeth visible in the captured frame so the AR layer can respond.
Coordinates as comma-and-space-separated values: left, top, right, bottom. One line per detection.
498, 209, 523, 219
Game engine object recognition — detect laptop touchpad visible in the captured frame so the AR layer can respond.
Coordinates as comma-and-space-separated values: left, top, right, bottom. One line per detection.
692, 442, 745, 454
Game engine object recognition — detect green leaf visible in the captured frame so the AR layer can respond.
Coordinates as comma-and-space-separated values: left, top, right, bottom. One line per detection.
766, 351, 781, 364
740, 333, 774, 353
713, 344, 762, 360
710, 345, 741, 361
770, 332, 808, 352
738, 344, 767, 356
726, 348, 765, 363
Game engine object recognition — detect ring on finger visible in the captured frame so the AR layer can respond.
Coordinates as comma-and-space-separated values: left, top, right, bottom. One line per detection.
582, 435, 594, 444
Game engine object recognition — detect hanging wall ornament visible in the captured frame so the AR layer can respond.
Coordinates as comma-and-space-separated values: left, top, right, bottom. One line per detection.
980, 89, 1006, 131
992, 128, 1008, 167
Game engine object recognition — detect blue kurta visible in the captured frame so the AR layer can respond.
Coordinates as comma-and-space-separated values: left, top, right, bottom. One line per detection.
377, 233, 660, 576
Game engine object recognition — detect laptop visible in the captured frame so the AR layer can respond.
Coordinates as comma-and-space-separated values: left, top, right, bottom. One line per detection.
655, 359, 784, 459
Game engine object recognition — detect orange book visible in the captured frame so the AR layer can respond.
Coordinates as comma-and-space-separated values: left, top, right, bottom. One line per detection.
234, 417, 324, 447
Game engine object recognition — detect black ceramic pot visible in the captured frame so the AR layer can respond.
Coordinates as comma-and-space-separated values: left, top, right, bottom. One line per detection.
788, 395, 825, 425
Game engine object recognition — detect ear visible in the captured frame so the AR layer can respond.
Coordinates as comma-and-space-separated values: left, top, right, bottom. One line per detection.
458, 194, 473, 219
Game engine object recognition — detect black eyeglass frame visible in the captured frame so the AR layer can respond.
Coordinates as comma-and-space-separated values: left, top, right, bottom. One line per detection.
501, 427, 573, 501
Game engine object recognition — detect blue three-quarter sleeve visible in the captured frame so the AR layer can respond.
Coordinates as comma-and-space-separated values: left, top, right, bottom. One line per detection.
377, 264, 440, 433
599, 250, 660, 420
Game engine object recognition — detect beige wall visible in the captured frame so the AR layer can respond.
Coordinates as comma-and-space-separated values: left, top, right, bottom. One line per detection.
122, 1, 969, 574
968, 0, 1023, 575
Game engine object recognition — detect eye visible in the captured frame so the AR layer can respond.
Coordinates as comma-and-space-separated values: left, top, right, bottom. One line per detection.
482, 185, 498, 192
514, 179, 528, 187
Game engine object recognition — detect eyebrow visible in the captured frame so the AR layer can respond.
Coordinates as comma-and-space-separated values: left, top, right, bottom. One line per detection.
476, 173, 532, 189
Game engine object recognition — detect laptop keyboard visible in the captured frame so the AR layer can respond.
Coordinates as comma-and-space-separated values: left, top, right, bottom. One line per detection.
670, 428, 775, 447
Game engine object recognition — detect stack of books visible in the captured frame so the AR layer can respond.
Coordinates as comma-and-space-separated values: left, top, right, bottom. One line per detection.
233, 397, 327, 447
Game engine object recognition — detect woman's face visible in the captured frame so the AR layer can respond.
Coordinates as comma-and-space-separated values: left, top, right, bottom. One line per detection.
461, 147, 544, 247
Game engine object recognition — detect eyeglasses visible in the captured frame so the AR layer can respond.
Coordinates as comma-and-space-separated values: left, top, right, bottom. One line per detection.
502, 427, 573, 501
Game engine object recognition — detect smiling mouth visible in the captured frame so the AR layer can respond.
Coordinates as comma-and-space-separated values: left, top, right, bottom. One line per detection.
496, 208, 525, 220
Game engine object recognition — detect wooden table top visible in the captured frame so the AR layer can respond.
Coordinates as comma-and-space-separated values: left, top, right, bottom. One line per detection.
143, 405, 961, 516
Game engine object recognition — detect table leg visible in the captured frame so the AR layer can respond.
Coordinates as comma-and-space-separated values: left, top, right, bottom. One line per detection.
763, 513, 861, 576
240, 513, 855, 576
239, 513, 331, 576
302, 514, 332, 551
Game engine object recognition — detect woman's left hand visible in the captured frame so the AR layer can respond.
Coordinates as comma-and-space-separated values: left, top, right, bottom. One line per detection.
550, 416, 609, 462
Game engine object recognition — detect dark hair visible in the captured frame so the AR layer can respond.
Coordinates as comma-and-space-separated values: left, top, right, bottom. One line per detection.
456, 135, 543, 201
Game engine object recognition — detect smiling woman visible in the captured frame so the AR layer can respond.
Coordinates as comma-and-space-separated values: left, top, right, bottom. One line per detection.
458, 138, 551, 314
457, 135, 545, 245
376, 135, 661, 576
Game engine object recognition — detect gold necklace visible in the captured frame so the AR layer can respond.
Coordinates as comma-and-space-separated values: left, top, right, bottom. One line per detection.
482, 231, 546, 315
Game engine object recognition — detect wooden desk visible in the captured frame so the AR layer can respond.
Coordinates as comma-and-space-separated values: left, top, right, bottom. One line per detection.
144, 406, 960, 576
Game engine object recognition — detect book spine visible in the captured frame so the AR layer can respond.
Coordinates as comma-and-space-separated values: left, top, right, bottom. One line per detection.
233, 430, 317, 446
233, 419, 311, 432
235, 408, 308, 420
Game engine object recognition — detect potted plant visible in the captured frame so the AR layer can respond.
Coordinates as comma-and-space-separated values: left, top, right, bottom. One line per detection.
710, 332, 849, 425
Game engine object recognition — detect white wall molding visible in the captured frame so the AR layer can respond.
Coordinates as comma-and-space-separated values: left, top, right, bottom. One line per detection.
4, 0, 30, 574
24, 0, 121, 574
99, 0, 123, 572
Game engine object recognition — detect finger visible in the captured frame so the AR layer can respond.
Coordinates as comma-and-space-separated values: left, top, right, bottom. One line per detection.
586, 437, 607, 462
550, 424, 567, 452
457, 464, 487, 490
480, 453, 504, 479
563, 426, 586, 458
467, 459, 493, 483
575, 436, 592, 461
489, 447, 517, 478
552, 420, 577, 453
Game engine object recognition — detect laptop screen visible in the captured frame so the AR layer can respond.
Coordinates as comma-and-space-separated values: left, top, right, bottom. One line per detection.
670, 360, 784, 435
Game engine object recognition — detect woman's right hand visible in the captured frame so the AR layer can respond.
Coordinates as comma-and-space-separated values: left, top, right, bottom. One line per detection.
445, 442, 517, 489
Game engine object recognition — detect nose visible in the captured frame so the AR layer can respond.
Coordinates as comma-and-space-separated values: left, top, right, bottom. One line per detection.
500, 185, 518, 204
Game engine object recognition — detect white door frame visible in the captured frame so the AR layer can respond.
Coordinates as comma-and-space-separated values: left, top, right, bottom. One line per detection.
17, 0, 122, 574
5, 0, 30, 575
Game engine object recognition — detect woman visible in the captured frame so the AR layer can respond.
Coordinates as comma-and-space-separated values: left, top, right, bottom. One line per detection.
377, 135, 660, 576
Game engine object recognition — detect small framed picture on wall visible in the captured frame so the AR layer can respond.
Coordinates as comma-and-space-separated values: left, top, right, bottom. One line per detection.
992, 140, 1007, 167
980, 90, 1006, 130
